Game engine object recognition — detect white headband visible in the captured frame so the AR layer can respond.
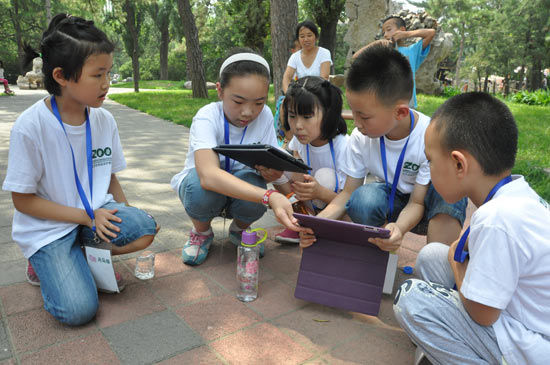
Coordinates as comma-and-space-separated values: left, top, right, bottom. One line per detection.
219, 53, 270, 77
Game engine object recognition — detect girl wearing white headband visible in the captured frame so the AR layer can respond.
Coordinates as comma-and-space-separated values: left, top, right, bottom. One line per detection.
170, 48, 303, 266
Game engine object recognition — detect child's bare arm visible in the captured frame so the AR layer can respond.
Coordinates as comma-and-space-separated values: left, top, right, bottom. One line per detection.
108, 173, 128, 205
369, 183, 427, 251
317, 175, 363, 220
12, 192, 91, 226
448, 240, 502, 326
392, 28, 436, 49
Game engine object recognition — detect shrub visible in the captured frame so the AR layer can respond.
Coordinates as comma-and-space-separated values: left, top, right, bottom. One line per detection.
511, 89, 550, 106
442, 86, 462, 97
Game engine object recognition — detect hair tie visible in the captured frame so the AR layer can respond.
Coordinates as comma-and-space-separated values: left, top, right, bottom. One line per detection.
219, 53, 270, 77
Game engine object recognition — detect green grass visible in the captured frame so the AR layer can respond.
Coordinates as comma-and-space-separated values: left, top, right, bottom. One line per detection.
109, 90, 550, 200
110, 80, 188, 90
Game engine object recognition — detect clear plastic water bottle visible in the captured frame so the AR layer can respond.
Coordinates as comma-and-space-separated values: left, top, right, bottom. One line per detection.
236, 228, 267, 302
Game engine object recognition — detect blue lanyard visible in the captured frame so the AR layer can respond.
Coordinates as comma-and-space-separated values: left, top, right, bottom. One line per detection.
223, 114, 247, 172
306, 139, 338, 193
380, 110, 415, 222
454, 175, 513, 263
51, 96, 96, 232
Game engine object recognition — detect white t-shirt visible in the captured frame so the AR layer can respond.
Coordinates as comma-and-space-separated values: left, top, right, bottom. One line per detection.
460, 176, 550, 365
2, 98, 126, 258
288, 133, 349, 190
287, 47, 332, 79
0, 67, 5, 79
342, 110, 431, 194
170, 101, 280, 191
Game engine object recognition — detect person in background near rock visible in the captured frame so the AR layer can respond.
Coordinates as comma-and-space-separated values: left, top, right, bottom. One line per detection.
2, 13, 160, 326
0, 60, 15, 95
356, 16, 435, 109
281, 20, 332, 94
393, 92, 550, 364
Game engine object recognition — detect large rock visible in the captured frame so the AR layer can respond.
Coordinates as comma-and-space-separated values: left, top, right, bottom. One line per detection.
16, 57, 44, 89
184, 81, 216, 90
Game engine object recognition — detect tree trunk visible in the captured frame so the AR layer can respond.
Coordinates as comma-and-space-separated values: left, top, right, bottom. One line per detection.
9, 0, 24, 74
44, 0, 51, 25
453, 23, 465, 87
317, 17, 338, 70
528, 57, 542, 91
483, 71, 490, 93
270, 0, 298, 98
504, 74, 510, 97
159, 23, 169, 80
176, 0, 208, 98
124, 0, 140, 92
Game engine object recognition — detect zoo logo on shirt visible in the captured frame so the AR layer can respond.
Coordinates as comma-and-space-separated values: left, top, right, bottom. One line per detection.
401, 161, 420, 177
92, 146, 112, 168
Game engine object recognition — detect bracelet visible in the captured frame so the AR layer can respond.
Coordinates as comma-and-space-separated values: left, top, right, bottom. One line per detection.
262, 189, 278, 208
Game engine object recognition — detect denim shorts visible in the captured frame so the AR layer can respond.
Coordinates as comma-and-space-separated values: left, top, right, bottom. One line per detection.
179, 168, 267, 224
346, 182, 467, 234
29, 202, 157, 326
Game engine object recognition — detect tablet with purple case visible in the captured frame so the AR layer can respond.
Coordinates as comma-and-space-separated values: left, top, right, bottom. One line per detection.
293, 213, 391, 316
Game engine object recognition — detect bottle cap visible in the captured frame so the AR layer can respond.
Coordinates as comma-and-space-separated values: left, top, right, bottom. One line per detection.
403, 266, 413, 275
241, 229, 258, 247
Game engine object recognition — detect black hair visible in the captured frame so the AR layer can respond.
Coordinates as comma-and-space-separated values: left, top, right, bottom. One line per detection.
383, 16, 406, 29
23, 13, 114, 96
0, 60, 4, 68
296, 20, 319, 40
283, 76, 347, 140
432, 92, 518, 175
346, 42, 413, 106
290, 38, 300, 50
219, 47, 270, 88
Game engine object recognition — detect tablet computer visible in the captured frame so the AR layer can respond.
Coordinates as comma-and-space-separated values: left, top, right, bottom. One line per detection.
293, 213, 391, 242
213, 144, 311, 173
293, 213, 391, 316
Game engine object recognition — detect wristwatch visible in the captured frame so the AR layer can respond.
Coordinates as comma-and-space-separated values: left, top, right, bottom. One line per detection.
262, 189, 278, 207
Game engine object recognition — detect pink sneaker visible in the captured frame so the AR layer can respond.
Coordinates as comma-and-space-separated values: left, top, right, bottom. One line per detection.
26, 261, 40, 286
275, 228, 300, 244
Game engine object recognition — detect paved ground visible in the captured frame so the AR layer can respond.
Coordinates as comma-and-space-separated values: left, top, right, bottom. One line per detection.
0, 87, 472, 364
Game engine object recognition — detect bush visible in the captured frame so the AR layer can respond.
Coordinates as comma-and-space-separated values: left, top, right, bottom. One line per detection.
511, 89, 550, 106
442, 86, 462, 97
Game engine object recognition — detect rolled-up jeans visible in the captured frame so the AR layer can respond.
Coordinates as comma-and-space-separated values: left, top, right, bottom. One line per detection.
179, 168, 267, 224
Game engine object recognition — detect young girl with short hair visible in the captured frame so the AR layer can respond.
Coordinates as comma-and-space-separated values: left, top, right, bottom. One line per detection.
2, 13, 159, 326
171, 49, 300, 266
275, 76, 349, 244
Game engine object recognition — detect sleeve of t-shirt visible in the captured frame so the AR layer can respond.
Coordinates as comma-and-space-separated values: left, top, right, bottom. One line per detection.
415, 160, 430, 185
110, 124, 126, 173
410, 40, 430, 71
189, 109, 220, 152
460, 224, 520, 309
287, 51, 299, 69
340, 129, 368, 179
334, 134, 349, 190
258, 107, 278, 147
318, 47, 333, 65
2, 128, 43, 193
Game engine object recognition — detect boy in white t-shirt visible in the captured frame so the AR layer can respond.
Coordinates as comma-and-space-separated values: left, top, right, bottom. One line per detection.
393, 92, 550, 364
300, 43, 467, 251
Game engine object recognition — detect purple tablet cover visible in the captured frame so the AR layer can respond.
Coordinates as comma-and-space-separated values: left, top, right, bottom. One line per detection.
293, 213, 390, 316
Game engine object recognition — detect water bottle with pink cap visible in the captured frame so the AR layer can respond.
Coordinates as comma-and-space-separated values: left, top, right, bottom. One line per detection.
236, 227, 267, 302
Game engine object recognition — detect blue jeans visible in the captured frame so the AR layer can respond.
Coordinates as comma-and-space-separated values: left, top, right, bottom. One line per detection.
29, 202, 157, 326
345, 182, 467, 234
179, 168, 267, 224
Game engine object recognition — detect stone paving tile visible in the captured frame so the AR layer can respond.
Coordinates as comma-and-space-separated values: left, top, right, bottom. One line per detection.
124, 250, 192, 279
260, 243, 302, 287
7, 308, 96, 353
95, 284, 166, 328
0, 322, 12, 361
157, 346, 223, 364
320, 326, 415, 364
102, 310, 203, 365
0, 259, 27, 286
19, 332, 119, 365
272, 303, 368, 354
175, 294, 262, 341
0, 244, 24, 264
149, 271, 224, 308
211, 322, 314, 364
0, 283, 42, 316
246, 278, 308, 320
